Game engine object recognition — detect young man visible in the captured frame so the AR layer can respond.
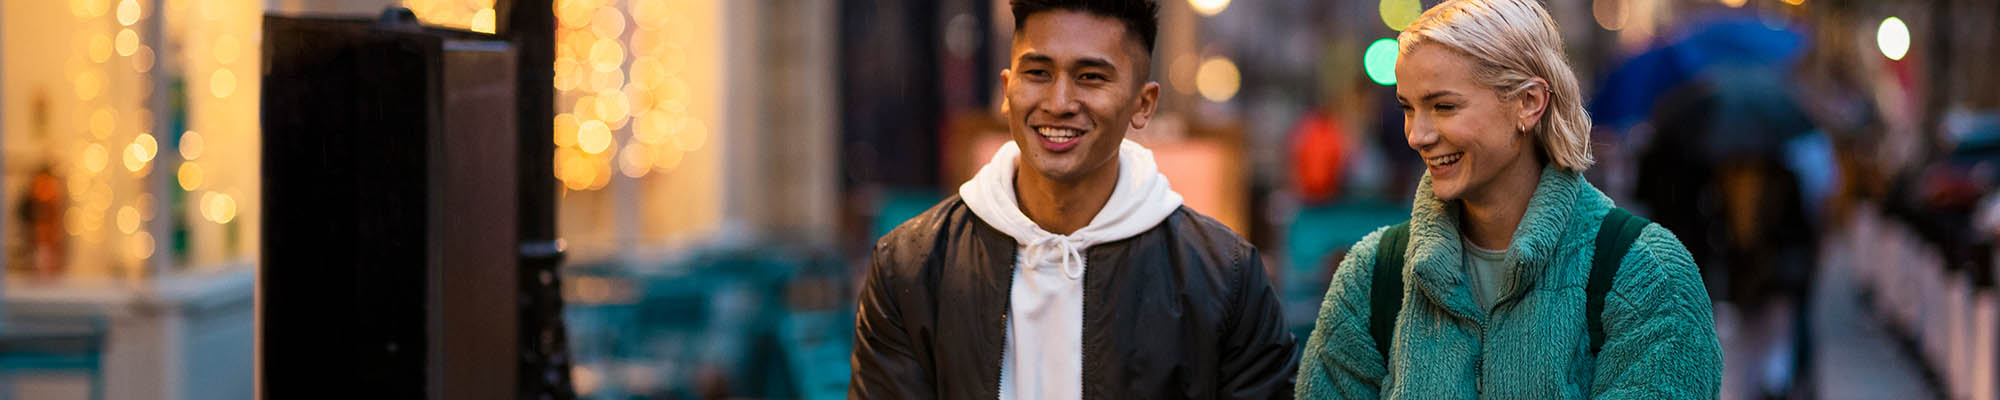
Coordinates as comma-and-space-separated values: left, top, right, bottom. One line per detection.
846, 1, 1297, 398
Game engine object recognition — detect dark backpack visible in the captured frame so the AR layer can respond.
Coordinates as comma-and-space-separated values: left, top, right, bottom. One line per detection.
1368, 208, 1650, 362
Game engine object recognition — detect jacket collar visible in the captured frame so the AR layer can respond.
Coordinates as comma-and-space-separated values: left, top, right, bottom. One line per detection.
1405, 164, 1581, 319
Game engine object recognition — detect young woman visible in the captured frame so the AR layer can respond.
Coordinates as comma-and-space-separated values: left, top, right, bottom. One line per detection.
1295, 0, 1721, 398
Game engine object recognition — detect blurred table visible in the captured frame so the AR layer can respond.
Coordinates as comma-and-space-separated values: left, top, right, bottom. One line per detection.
2, 266, 252, 400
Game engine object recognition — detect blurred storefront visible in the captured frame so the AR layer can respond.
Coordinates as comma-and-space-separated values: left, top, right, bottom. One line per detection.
2, 0, 1999, 398
1, 0, 264, 398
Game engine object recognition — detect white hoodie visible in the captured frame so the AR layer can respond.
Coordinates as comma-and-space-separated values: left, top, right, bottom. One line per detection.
958, 139, 1184, 400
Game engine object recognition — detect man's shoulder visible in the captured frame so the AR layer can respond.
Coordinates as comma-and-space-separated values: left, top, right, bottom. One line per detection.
871, 195, 984, 267
1152, 206, 1258, 265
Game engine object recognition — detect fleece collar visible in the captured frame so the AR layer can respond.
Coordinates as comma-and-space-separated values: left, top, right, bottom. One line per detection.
1404, 164, 1581, 320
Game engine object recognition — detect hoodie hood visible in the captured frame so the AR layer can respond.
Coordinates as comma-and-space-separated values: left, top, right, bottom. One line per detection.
958, 139, 1185, 279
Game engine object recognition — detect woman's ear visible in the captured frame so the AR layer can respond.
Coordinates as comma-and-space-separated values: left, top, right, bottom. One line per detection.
1516, 77, 1550, 133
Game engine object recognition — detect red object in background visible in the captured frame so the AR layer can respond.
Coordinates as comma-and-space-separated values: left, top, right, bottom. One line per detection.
1291, 110, 1350, 204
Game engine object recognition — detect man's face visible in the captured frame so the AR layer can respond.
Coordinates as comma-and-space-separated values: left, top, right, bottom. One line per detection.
1002, 11, 1159, 183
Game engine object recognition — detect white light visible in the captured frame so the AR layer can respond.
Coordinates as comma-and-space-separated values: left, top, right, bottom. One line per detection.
1878, 17, 1910, 61
1190, 0, 1230, 16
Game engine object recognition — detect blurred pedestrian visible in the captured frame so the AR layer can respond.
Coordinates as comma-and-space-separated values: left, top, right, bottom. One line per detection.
1295, 0, 1722, 398
847, 1, 1297, 398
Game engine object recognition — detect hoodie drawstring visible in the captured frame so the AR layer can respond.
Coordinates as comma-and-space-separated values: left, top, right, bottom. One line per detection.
1026, 235, 1086, 280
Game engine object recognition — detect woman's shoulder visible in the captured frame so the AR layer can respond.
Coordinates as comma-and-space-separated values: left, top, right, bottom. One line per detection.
1327, 225, 1400, 295
1606, 222, 1706, 302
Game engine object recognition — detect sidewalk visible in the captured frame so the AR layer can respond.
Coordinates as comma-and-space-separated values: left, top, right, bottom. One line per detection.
1808, 243, 1940, 399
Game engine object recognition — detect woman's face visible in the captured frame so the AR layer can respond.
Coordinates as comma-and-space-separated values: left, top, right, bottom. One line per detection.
1394, 44, 1544, 202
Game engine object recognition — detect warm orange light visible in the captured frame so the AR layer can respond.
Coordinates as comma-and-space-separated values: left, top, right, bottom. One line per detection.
90, 108, 117, 138
132, 45, 155, 73
590, 7, 626, 41
89, 32, 113, 63
180, 130, 205, 160
124, 143, 147, 172
672, 118, 706, 152
215, 34, 240, 65
589, 38, 624, 72
554, 113, 580, 147
178, 162, 204, 191
116, 0, 140, 26
209, 193, 237, 224
595, 90, 631, 127
471, 8, 497, 34
578, 120, 612, 154
117, 206, 140, 234
618, 142, 652, 178
133, 133, 158, 162
211, 68, 237, 98
116, 28, 139, 57
130, 231, 155, 259
81, 143, 109, 173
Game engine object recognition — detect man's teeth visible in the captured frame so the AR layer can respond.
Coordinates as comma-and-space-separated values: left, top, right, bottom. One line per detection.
1427, 153, 1463, 167
1037, 127, 1083, 143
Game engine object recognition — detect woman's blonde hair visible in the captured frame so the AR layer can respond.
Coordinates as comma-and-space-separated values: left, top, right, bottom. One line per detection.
1398, 0, 1593, 172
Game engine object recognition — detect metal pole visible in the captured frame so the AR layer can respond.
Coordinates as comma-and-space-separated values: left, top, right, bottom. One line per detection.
501, 1, 573, 399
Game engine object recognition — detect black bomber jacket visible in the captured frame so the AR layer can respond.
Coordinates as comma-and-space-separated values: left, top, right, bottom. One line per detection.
848, 196, 1298, 399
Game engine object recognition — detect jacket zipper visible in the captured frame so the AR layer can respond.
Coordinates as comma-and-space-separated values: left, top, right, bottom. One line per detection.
994, 253, 1018, 399
1079, 256, 1091, 400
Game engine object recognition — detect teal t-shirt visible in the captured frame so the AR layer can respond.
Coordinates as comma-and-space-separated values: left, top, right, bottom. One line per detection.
1460, 235, 1509, 311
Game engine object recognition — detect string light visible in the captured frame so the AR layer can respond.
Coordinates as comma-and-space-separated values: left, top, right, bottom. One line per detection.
578, 120, 612, 154
116, 28, 139, 56
130, 231, 155, 259
215, 34, 240, 65
90, 108, 117, 138
211, 68, 237, 98
117, 0, 140, 26
117, 206, 141, 234
180, 130, 205, 160
471, 8, 497, 34
178, 162, 204, 191
132, 45, 155, 73
82, 144, 109, 173
89, 32, 113, 63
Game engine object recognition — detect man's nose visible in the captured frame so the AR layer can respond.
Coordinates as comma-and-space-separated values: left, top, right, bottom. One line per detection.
1045, 78, 1081, 117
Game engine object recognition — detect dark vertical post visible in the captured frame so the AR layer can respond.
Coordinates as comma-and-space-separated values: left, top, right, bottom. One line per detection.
500, 1, 573, 399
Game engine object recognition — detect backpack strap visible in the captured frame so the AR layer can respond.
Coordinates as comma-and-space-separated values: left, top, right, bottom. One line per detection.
1369, 222, 1411, 363
1587, 208, 1651, 354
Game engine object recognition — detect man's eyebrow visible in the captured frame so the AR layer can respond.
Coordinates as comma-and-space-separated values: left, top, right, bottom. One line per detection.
1074, 57, 1116, 72
1018, 52, 1054, 64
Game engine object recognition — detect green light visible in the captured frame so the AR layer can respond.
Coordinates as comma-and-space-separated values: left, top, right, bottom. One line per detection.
1877, 16, 1909, 61
1364, 38, 1399, 86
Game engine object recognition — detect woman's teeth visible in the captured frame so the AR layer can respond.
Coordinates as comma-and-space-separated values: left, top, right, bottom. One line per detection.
1037, 127, 1083, 144
1427, 153, 1463, 167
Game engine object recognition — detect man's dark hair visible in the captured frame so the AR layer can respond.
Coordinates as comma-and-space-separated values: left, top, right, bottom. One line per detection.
1010, 0, 1160, 55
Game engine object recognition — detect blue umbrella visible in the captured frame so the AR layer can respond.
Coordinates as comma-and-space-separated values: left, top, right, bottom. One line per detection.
1589, 15, 1809, 132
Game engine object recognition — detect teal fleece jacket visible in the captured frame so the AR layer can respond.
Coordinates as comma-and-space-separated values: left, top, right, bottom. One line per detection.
1297, 166, 1722, 399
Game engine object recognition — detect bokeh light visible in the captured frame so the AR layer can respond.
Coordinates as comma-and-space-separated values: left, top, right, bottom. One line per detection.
1195, 57, 1240, 102
1364, 38, 1399, 85
1879, 17, 1910, 61
1380, 0, 1422, 31
1189, 0, 1230, 17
